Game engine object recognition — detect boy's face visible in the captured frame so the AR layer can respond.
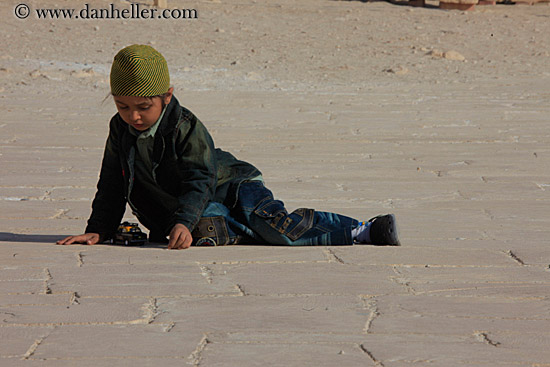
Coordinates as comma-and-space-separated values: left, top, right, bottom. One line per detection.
113, 87, 173, 131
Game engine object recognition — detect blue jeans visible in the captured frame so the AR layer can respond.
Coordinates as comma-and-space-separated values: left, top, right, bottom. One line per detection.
200, 181, 358, 246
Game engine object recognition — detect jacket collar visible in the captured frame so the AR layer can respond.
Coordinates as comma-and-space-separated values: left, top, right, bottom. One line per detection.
157, 96, 181, 137
153, 96, 182, 164
119, 96, 182, 167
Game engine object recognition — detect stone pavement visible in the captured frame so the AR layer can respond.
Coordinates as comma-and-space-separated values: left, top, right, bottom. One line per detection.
1, 77, 550, 366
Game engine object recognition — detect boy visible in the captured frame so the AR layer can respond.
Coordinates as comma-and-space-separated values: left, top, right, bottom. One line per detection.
57, 45, 400, 249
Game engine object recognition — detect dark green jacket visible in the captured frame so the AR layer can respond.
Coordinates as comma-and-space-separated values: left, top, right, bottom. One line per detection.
85, 97, 261, 239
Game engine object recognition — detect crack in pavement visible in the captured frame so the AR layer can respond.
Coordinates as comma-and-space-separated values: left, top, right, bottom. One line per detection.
188, 335, 210, 366
70, 292, 81, 305
22, 327, 55, 360
143, 298, 160, 324
390, 266, 418, 295
362, 296, 379, 334
198, 265, 213, 284
76, 252, 84, 267
43, 268, 52, 295
22, 337, 46, 360
474, 331, 501, 347
324, 248, 345, 264
163, 322, 175, 332
360, 344, 385, 366
505, 250, 525, 266
235, 284, 247, 296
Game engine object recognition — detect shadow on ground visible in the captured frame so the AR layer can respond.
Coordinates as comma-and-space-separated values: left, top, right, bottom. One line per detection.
0, 232, 173, 249
0, 232, 63, 243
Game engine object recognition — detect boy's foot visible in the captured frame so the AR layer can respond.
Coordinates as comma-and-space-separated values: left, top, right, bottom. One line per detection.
368, 214, 400, 246
352, 221, 372, 244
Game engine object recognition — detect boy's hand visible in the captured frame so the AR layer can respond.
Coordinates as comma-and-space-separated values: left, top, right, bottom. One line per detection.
168, 223, 192, 250
57, 233, 100, 246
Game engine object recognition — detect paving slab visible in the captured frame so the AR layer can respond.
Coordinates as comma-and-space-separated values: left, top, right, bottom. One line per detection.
206, 331, 363, 345
0, 297, 150, 326
1, 294, 72, 307
0, 243, 82, 268
394, 263, 549, 284
373, 295, 550, 320
207, 262, 405, 296
410, 282, 550, 298
360, 333, 550, 365
0, 327, 53, 358
1, 358, 192, 367
156, 295, 369, 335
1, 0, 550, 365
0, 281, 45, 296
76, 245, 329, 266
198, 342, 371, 367
48, 263, 239, 298
26, 324, 203, 361
380, 363, 524, 367
331, 246, 514, 267
483, 331, 550, 354
370, 312, 550, 336
0, 267, 48, 281
399, 238, 511, 250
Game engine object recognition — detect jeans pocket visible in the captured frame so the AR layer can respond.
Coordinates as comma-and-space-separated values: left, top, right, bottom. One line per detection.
253, 198, 287, 219
285, 208, 315, 241
254, 199, 314, 241
191, 216, 239, 246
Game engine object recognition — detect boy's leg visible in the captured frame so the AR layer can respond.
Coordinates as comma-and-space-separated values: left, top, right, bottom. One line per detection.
232, 181, 358, 246
193, 182, 400, 246
191, 201, 258, 245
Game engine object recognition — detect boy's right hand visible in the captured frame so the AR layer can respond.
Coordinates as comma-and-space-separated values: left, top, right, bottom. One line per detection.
56, 233, 100, 246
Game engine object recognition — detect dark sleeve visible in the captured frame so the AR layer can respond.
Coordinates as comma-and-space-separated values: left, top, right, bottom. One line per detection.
170, 112, 217, 232
85, 117, 127, 239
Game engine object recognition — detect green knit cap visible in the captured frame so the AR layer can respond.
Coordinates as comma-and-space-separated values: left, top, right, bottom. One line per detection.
110, 45, 170, 97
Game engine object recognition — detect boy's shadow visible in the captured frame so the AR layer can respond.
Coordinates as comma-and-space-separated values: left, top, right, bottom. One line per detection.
0, 232, 169, 249
0, 232, 61, 243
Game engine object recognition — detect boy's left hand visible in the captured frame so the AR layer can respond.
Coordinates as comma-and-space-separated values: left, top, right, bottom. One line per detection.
168, 223, 192, 250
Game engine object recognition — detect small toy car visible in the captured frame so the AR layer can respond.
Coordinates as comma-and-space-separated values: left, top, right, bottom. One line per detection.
110, 222, 147, 246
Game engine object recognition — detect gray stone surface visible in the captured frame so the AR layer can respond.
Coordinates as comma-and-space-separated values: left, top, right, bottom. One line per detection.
1, 0, 550, 366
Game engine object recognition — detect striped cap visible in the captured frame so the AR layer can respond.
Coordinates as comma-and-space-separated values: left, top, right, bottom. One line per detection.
110, 45, 170, 97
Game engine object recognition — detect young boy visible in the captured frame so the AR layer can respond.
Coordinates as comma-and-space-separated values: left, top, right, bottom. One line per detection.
57, 45, 400, 250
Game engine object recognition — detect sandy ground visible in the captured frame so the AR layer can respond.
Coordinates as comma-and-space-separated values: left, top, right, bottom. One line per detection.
1, 0, 550, 365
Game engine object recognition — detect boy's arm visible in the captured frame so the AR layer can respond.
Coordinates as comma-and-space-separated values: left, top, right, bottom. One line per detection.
170, 112, 217, 234
85, 117, 127, 240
